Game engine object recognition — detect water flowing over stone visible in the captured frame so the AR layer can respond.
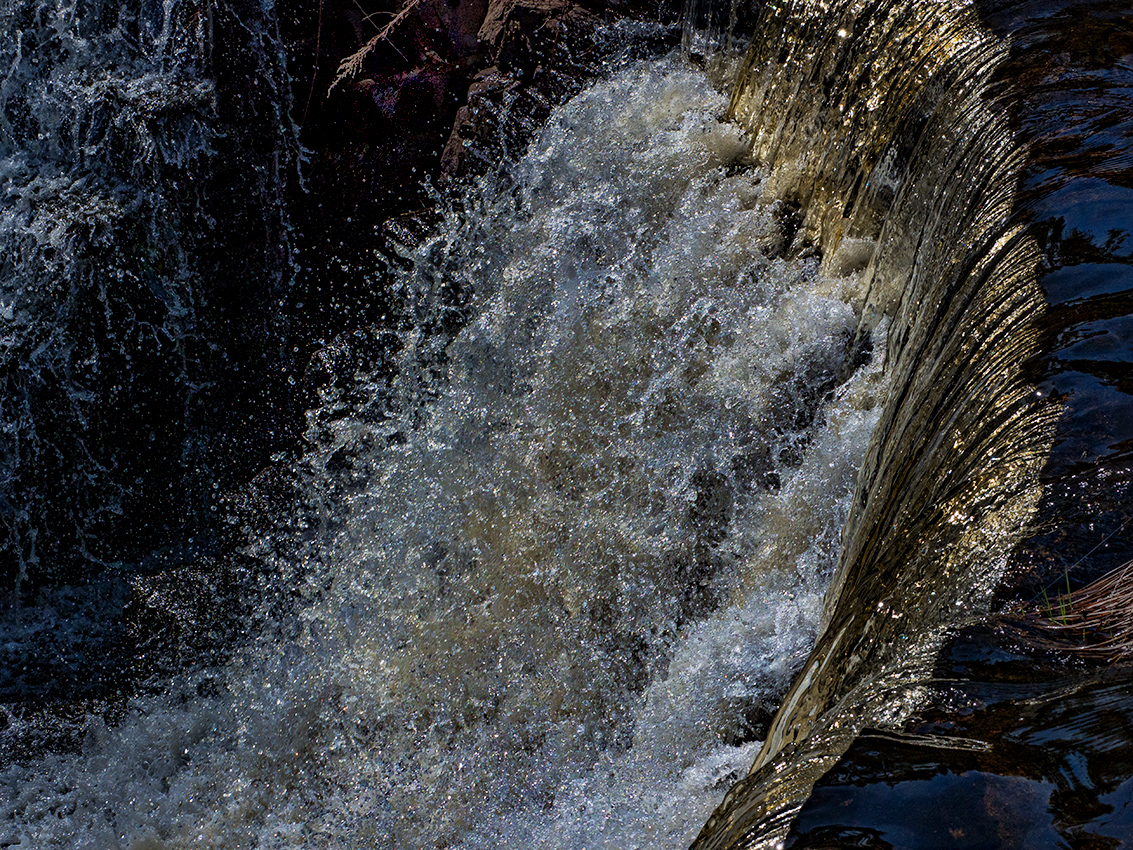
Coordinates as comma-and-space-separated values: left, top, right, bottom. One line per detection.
695, 0, 1133, 846
4, 0, 1133, 847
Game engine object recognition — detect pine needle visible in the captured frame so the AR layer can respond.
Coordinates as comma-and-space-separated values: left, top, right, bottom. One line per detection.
1033, 557, 1133, 660
329, 0, 424, 93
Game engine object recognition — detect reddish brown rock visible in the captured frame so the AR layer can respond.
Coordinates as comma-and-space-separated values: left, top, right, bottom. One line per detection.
278, 0, 672, 346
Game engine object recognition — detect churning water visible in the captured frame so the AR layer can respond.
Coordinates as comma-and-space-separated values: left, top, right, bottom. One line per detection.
1, 54, 889, 848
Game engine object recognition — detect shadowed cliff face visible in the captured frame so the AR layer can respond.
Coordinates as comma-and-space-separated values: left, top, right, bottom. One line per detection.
694, 0, 1133, 846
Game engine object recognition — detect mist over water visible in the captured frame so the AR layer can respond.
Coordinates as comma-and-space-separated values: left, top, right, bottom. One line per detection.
1, 52, 887, 849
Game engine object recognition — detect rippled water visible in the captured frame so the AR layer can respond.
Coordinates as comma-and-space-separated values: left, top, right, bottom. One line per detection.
1, 54, 888, 849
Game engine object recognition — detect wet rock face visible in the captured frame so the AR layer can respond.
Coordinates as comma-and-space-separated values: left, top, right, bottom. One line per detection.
278, 0, 677, 347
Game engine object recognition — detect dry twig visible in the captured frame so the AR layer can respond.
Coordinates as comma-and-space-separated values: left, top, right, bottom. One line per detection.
1033, 557, 1133, 660
329, 0, 425, 92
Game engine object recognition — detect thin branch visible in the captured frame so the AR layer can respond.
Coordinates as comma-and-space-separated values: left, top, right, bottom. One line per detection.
302, 0, 326, 125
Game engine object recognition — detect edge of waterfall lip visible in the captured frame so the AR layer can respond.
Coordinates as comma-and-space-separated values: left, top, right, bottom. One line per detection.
690, 0, 1133, 844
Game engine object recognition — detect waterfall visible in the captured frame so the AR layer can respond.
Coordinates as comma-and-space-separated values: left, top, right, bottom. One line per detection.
693, 0, 1058, 844
0, 0, 298, 591
695, 0, 1133, 846
0, 27, 897, 845
3, 0, 1132, 847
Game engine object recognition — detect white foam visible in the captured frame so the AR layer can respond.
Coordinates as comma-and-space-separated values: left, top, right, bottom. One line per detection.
0, 53, 888, 849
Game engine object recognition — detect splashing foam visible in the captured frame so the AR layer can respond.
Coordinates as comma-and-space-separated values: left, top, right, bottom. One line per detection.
0, 55, 888, 849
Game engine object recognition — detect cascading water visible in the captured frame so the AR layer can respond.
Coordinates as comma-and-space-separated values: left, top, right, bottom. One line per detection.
695, 0, 1133, 847
0, 44, 892, 848
0, 0, 297, 592
6, 0, 1133, 847
0, 0, 298, 755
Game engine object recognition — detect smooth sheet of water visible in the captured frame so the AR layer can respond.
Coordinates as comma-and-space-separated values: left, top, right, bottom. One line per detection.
1, 55, 887, 849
